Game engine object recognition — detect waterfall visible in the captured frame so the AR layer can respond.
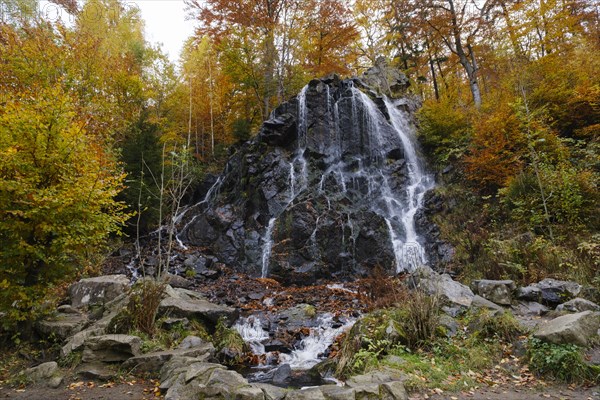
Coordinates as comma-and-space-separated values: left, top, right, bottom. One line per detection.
279, 314, 355, 370
261, 218, 276, 278
234, 317, 269, 355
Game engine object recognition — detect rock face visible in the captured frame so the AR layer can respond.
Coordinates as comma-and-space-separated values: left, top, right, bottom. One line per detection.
178, 72, 448, 284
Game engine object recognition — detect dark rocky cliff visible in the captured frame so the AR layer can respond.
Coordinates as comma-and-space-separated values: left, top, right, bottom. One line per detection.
178, 70, 451, 284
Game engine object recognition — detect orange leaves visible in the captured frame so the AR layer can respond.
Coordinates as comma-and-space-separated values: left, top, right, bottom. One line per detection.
464, 105, 526, 191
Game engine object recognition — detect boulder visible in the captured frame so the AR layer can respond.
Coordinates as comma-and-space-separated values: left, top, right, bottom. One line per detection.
75, 362, 116, 381
178, 335, 204, 350
253, 383, 288, 400
320, 386, 356, 400
513, 301, 549, 316
22, 362, 62, 388
82, 334, 141, 363
381, 381, 408, 400
533, 311, 600, 347
158, 287, 238, 324
284, 388, 326, 400
122, 342, 214, 373
36, 311, 88, 341
533, 279, 581, 306
556, 298, 600, 313
471, 280, 515, 305
515, 286, 542, 302
471, 295, 505, 314
411, 267, 474, 308
69, 275, 129, 308
163, 273, 193, 289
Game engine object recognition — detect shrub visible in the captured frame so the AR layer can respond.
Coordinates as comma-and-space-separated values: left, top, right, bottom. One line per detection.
0, 87, 130, 332
527, 338, 600, 383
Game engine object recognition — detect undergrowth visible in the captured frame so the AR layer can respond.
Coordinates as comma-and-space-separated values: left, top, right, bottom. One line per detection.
527, 338, 600, 383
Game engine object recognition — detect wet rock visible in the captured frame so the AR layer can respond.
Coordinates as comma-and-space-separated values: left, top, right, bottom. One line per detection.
82, 334, 141, 363
533, 311, 600, 347
69, 274, 129, 308
471, 280, 516, 306
179, 72, 446, 282
260, 113, 298, 147
272, 363, 292, 385
533, 278, 582, 306
556, 298, 600, 313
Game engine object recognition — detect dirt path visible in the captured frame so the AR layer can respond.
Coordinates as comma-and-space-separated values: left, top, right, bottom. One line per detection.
0, 380, 158, 400
412, 384, 600, 400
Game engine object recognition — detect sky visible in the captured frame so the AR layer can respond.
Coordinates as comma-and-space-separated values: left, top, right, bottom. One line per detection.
133, 0, 196, 63
36, 0, 196, 63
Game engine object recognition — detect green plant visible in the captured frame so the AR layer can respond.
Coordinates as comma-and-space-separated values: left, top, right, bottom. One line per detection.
527, 338, 600, 383
474, 310, 525, 342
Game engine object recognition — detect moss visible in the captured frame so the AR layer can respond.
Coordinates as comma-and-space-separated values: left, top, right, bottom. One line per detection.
213, 317, 247, 364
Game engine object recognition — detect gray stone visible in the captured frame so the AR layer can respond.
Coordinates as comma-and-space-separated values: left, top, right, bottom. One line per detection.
23, 362, 58, 383
515, 286, 542, 302
514, 301, 549, 316
75, 362, 116, 381
61, 328, 104, 357
534, 311, 600, 347
556, 298, 600, 313
471, 295, 505, 313
158, 292, 237, 324
184, 361, 225, 383
284, 388, 326, 400
352, 384, 380, 399
178, 335, 204, 350
48, 376, 64, 389
122, 342, 214, 373
69, 274, 129, 308
82, 334, 141, 362
438, 315, 459, 337
163, 273, 193, 289
471, 280, 516, 305
320, 386, 356, 400
36, 312, 88, 341
412, 268, 474, 308
380, 381, 408, 400
236, 385, 266, 400
254, 383, 288, 400
345, 370, 404, 388
533, 279, 582, 306
272, 363, 292, 385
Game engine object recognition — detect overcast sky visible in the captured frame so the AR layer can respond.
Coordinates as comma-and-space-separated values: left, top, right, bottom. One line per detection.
36, 0, 196, 64
133, 0, 196, 63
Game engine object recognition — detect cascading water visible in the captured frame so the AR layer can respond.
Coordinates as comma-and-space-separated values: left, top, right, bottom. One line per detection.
279, 314, 355, 370
261, 218, 276, 278
295, 83, 434, 273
